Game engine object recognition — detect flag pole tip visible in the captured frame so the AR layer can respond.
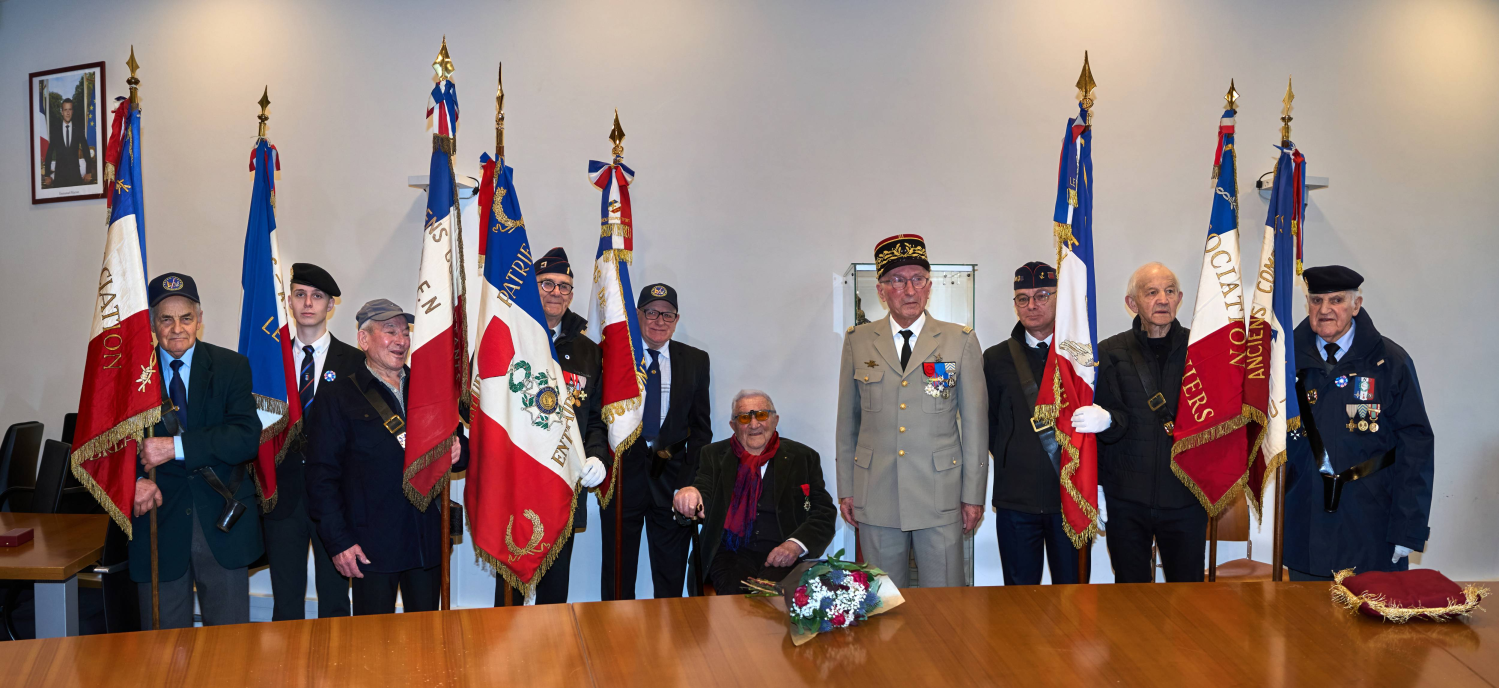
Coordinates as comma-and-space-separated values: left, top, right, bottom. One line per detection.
1224, 79, 1238, 111
433, 38, 455, 82
257, 87, 271, 137
1076, 52, 1096, 108
609, 110, 625, 160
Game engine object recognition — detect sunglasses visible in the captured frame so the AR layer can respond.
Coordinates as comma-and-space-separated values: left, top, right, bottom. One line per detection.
734, 410, 776, 424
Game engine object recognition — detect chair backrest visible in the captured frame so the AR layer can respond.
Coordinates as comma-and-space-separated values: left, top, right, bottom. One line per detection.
0, 421, 44, 512
1215, 491, 1252, 543
30, 440, 74, 515
60, 413, 78, 447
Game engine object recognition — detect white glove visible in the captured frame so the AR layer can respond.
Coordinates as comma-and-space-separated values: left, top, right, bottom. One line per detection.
1071, 405, 1113, 434
580, 456, 607, 488
1392, 545, 1413, 563
1096, 486, 1108, 526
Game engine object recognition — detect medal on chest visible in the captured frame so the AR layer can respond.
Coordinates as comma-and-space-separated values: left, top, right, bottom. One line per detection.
922, 359, 958, 399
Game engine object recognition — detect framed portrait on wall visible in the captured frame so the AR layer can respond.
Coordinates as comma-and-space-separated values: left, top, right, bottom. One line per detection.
29, 61, 107, 204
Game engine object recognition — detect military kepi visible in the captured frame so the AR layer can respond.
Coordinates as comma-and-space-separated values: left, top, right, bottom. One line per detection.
148, 272, 200, 307
1014, 261, 1057, 289
874, 234, 930, 277
290, 263, 341, 298
536, 247, 572, 277
355, 298, 415, 328
638, 283, 677, 310
1303, 265, 1364, 294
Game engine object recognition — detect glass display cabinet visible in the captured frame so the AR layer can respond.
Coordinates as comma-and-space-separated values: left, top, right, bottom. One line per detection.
840, 263, 979, 586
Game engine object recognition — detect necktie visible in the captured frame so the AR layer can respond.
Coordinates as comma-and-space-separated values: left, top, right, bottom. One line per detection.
643, 349, 662, 442
1324, 342, 1341, 365
899, 330, 914, 370
1038, 341, 1050, 353
169, 359, 188, 431
65, 124, 70, 147
299, 345, 316, 411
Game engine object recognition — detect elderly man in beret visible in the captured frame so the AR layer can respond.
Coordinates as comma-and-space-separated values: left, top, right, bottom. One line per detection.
1283, 266, 1434, 580
305, 299, 466, 615
836, 234, 988, 588
674, 389, 836, 594
263, 263, 364, 620
131, 272, 263, 628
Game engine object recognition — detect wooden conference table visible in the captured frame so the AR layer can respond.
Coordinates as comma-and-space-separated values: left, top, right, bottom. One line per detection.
0, 581, 1491, 687
0, 513, 107, 639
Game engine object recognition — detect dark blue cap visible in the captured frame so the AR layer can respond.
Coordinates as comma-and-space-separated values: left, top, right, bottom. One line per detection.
1014, 261, 1057, 290
147, 272, 200, 307
638, 283, 677, 310
536, 247, 571, 277
1302, 265, 1364, 294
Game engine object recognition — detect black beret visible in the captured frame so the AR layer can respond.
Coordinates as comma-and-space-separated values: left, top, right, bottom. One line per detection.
873, 234, 931, 278
147, 272, 200, 307
1302, 265, 1364, 294
638, 283, 678, 311
1014, 261, 1057, 290
536, 247, 571, 277
290, 263, 341, 298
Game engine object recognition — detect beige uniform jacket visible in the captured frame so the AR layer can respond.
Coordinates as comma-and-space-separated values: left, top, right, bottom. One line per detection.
835, 314, 988, 531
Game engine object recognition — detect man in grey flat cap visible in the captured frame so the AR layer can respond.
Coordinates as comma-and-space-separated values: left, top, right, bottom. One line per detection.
305, 299, 466, 615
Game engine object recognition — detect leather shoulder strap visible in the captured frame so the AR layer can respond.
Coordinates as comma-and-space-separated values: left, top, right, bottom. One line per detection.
1294, 376, 1328, 467
1123, 333, 1176, 432
1007, 338, 1040, 409
361, 381, 406, 437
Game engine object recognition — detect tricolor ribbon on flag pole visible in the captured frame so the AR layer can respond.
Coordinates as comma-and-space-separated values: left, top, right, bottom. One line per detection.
588, 114, 647, 509
1034, 90, 1101, 549
69, 58, 159, 536
1169, 94, 1254, 517
404, 46, 468, 511
236, 119, 295, 513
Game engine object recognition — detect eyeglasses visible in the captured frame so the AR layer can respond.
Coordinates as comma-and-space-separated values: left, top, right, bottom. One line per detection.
1013, 290, 1054, 307
734, 410, 776, 424
878, 276, 931, 291
539, 279, 574, 295
642, 308, 679, 323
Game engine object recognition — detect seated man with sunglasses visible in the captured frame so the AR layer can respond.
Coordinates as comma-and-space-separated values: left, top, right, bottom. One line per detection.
600, 283, 712, 599
673, 390, 836, 594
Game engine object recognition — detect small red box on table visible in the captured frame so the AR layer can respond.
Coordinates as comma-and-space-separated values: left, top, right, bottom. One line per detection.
0, 528, 34, 546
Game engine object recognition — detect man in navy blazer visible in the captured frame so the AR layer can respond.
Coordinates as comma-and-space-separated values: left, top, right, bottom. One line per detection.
131, 272, 263, 629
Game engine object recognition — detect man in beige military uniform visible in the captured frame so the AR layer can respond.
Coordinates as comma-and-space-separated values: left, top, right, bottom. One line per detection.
836, 234, 988, 588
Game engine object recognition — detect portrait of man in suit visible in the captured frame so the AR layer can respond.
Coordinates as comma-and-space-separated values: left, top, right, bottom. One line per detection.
43, 98, 95, 188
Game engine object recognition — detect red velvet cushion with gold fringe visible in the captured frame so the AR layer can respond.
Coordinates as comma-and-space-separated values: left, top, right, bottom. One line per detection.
1331, 569, 1488, 623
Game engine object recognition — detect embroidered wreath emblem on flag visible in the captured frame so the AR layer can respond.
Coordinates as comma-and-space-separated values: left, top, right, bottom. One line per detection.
508, 361, 562, 429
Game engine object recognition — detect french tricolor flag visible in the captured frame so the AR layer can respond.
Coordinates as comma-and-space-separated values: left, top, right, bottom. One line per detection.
467, 154, 585, 593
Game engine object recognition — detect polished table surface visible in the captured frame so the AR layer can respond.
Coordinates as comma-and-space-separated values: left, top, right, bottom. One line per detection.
0, 581, 1491, 687
0, 513, 107, 581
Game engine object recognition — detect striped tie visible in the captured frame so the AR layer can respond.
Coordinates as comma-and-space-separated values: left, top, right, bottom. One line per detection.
300, 345, 316, 411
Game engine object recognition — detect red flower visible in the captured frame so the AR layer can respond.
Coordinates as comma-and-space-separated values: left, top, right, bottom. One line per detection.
801, 484, 810, 497
851, 571, 868, 586
832, 612, 847, 626
793, 585, 809, 608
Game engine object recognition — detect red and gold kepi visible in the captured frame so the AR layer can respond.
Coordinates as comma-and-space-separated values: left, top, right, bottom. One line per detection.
873, 234, 930, 277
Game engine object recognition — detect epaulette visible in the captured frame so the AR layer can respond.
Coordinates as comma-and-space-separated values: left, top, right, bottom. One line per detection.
846, 325, 856, 334
962, 325, 974, 334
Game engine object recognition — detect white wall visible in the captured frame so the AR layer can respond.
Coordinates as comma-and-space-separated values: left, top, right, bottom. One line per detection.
2, 0, 1495, 608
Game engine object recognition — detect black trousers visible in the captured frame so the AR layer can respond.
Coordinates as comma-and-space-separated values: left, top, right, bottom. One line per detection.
707, 546, 795, 595
351, 566, 440, 616
599, 461, 691, 600
993, 507, 1084, 585
263, 497, 350, 620
1104, 496, 1208, 583
499, 529, 576, 606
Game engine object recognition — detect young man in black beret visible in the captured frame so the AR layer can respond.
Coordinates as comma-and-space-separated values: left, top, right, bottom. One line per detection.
263, 263, 364, 619
1283, 265, 1434, 580
982, 261, 1084, 585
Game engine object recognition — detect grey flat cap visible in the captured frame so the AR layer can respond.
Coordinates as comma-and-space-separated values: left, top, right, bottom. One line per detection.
355, 298, 415, 328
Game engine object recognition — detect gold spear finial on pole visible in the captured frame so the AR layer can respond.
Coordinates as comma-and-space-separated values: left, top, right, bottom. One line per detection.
126, 46, 141, 105
1225, 79, 1238, 111
1076, 51, 1097, 111
1280, 76, 1294, 145
609, 109, 625, 162
495, 63, 505, 160
257, 87, 271, 138
433, 36, 455, 82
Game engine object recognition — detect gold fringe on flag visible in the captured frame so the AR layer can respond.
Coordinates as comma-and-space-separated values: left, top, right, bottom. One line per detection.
1169, 405, 1254, 517
475, 476, 584, 598
68, 405, 163, 537
1034, 367, 1100, 549
402, 435, 455, 512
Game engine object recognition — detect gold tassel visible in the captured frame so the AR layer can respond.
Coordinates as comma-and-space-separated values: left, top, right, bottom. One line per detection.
402, 435, 456, 512
68, 405, 164, 538
1330, 569, 1489, 623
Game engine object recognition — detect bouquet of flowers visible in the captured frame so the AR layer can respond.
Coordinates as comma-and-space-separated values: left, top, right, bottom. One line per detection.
745, 549, 904, 646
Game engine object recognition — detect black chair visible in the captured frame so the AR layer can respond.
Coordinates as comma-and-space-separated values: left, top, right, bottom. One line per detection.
59, 413, 78, 447
0, 422, 44, 513
0, 439, 86, 639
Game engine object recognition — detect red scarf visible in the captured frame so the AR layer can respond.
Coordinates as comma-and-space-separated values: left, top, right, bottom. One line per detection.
723, 432, 780, 551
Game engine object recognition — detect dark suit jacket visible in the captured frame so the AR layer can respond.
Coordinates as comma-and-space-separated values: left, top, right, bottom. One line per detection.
1284, 308, 1434, 576
635, 340, 712, 508
983, 322, 1062, 514
555, 310, 608, 531
304, 363, 468, 574
690, 437, 837, 572
266, 334, 364, 521
128, 341, 264, 583
45, 121, 93, 187
1093, 317, 1198, 509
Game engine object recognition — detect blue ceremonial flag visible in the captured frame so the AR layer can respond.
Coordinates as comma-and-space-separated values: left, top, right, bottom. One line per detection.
236, 138, 295, 510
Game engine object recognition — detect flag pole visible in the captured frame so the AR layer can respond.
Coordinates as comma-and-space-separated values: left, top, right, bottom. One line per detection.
491, 63, 509, 608
432, 38, 458, 612
1204, 80, 1241, 585
1074, 53, 1096, 584
1270, 77, 1294, 583
609, 112, 626, 602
